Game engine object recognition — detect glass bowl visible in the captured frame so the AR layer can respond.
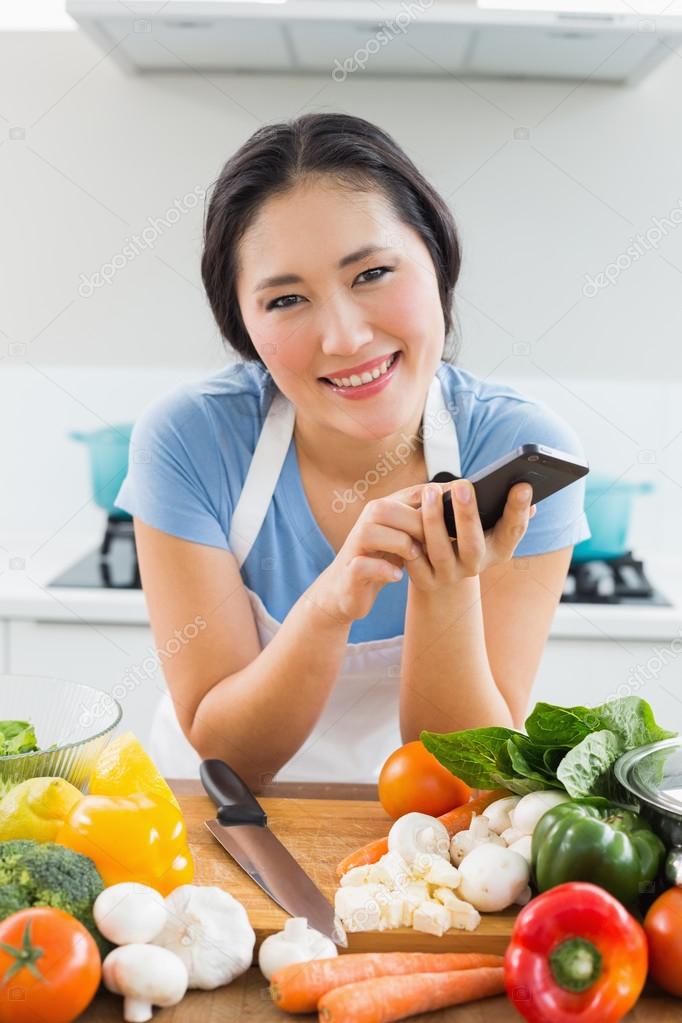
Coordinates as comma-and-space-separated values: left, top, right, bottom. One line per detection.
0, 674, 122, 793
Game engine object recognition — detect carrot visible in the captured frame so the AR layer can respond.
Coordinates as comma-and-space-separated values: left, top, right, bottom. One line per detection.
335, 788, 510, 878
269, 952, 504, 1014
317, 967, 505, 1023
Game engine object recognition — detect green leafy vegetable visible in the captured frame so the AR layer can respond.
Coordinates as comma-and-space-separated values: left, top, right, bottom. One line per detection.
0, 721, 38, 756
420, 696, 676, 798
419, 727, 517, 790
556, 730, 625, 797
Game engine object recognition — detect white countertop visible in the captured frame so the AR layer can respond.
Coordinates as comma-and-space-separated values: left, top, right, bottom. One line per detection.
1, 531, 681, 641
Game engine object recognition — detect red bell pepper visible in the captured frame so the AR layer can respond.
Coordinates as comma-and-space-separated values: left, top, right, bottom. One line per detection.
504, 882, 647, 1023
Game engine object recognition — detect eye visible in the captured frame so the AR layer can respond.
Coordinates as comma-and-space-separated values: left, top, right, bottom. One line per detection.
266, 293, 301, 311
355, 265, 394, 285
265, 265, 394, 311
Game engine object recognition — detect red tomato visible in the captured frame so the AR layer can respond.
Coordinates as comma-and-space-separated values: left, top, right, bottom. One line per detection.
378, 741, 471, 819
644, 886, 682, 997
0, 907, 101, 1023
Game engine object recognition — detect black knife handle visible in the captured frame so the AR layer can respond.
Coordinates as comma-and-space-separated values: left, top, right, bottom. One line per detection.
200, 759, 267, 827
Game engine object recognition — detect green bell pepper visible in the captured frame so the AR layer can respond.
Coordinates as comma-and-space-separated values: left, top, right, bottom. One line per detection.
531, 796, 665, 906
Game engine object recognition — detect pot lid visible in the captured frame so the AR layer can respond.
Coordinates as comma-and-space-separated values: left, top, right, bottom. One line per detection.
615, 738, 682, 816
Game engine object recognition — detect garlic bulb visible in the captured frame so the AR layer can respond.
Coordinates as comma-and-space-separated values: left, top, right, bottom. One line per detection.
258, 917, 337, 981
153, 884, 255, 989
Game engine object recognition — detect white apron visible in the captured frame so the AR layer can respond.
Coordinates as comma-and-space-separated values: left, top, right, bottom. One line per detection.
149, 372, 461, 783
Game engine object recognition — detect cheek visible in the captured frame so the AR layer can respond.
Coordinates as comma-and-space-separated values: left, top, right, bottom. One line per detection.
249, 311, 314, 377
381, 276, 442, 342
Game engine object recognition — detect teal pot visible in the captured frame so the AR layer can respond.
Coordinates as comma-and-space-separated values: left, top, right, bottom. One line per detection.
573, 472, 654, 563
70, 424, 134, 520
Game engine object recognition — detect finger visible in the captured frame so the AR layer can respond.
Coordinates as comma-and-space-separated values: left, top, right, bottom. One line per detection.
363, 498, 426, 544
353, 521, 423, 563
387, 482, 434, 508
349, 554, 404, 585
490, 482, 534, 557
449, 479, 486, 570
421, 481, 459, 574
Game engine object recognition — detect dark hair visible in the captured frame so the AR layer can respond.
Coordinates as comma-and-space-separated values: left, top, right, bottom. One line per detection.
201, 112, 462, 366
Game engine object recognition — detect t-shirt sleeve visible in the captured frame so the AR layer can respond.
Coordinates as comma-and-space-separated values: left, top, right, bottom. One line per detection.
113, 390, 231, 551
507, 402, 592, 557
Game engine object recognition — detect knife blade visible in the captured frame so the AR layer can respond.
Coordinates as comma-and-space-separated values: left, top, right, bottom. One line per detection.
201, 759, 347, 948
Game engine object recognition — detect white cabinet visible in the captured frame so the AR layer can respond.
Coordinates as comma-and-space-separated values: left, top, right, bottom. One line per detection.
534, 638, 682, 730
7, 620, 165, 748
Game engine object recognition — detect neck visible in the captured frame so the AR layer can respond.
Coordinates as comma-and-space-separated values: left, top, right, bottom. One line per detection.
293, 401, 428, 492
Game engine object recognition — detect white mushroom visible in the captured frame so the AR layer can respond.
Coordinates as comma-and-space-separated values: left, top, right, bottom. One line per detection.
481, 795, 521, 835
456, 843, 530, 912
93, 883, 167, 945
387, 812, 450, 866
507, 835, 533, 864
509, 790, 571, 836
102, 944, 188, 1023
500, 827, 524, 847
258, 917, 337, 981
450, 814, 505, 867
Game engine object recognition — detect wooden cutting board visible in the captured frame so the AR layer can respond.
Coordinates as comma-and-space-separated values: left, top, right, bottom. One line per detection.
185, 793, 518, 957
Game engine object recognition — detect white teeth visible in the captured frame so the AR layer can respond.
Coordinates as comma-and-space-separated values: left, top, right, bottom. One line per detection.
328, 353, 397, 389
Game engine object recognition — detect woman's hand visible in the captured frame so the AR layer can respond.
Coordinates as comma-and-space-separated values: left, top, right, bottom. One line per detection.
405, 479, 537, 593
309, 484, 428, 626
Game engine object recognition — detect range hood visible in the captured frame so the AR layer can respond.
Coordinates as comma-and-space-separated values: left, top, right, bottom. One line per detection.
65, 1, 682, 83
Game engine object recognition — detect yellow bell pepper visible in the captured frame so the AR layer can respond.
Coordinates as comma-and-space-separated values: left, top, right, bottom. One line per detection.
55, 792, 194, 895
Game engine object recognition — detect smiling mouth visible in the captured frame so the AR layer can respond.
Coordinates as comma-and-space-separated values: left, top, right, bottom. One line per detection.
320, 351, 400, 389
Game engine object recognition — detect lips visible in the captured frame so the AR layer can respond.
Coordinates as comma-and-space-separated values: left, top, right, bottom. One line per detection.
319, 350, 399, 382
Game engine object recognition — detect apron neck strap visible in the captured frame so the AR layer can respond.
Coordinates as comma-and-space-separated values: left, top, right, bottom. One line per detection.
423, 371, 461, 481
228, 390, 295, 567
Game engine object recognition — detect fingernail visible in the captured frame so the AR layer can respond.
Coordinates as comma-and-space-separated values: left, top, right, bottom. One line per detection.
410, 543, 420, 558
454, 480, 471, 504
517, 484, 532, 503
424, 486, 438, 505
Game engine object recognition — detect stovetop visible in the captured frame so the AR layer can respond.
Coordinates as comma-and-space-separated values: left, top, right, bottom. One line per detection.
48, 516, 673, 607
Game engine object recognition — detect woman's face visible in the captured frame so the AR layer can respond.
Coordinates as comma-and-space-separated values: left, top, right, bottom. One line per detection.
236, 177, 445, 444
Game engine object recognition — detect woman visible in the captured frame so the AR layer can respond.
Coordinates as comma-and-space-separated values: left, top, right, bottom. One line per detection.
115, 112, 591, 787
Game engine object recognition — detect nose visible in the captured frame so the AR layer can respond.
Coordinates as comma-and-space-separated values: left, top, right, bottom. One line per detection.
318, 290, 374, 358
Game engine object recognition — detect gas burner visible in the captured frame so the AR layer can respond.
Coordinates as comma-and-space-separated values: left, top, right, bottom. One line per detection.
561, 551, 672, 606
50, 514, 140, 589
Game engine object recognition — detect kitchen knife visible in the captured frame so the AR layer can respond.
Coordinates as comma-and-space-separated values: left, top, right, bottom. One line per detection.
201, 759, 347, 948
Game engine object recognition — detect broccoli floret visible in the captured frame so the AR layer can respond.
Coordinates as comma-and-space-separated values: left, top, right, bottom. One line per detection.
0, 840, 108, 955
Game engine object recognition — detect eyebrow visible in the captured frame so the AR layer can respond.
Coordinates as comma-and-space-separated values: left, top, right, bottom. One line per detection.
253, 244, 392, 293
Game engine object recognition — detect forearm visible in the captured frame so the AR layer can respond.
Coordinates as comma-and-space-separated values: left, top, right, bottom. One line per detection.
189, 571, 352, 787
400, 576, 514, 740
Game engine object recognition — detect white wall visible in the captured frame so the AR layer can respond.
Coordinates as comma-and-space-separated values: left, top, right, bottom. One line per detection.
1, 26, 681, 554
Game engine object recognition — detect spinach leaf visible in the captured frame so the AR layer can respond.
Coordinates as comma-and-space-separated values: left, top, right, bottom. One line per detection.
592, 697, 675, 749
556, 730, 625, 797
420, 726, 520, 790
543, 746, 571, 773
524, 703, 600, 747
507, 735, 564, 788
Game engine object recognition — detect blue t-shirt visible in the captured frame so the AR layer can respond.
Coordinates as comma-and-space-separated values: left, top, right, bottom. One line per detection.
114, 360, 591, 642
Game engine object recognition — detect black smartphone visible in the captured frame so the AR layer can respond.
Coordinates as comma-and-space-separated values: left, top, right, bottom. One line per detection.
438, 444, 589, 539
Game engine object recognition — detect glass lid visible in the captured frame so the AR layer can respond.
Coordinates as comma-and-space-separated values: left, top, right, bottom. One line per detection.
615, 738, 682, 815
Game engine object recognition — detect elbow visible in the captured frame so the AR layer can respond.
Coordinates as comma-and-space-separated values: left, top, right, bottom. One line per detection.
187, 715, 281, 793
